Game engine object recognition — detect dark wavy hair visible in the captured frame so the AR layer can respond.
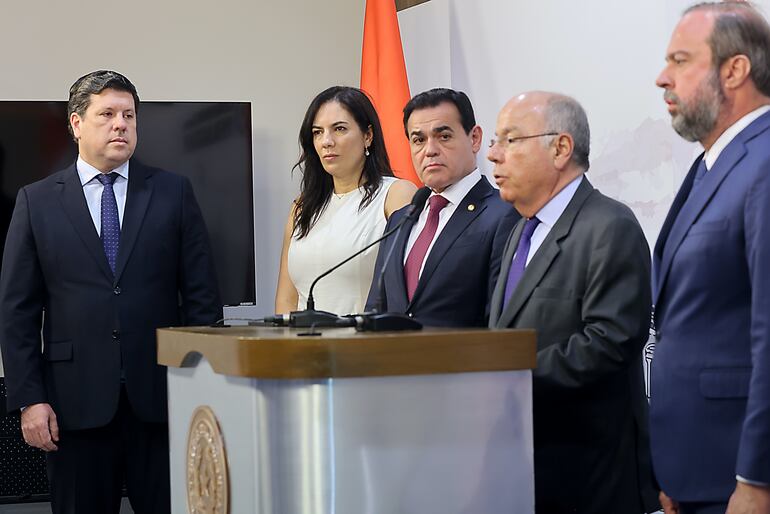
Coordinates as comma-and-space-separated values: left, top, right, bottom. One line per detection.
292, 86, 394, 239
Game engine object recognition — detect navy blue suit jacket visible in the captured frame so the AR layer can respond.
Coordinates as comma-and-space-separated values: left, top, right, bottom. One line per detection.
0, 160, 221, 430
650, 110, 770, 500
365, 175, 517, 327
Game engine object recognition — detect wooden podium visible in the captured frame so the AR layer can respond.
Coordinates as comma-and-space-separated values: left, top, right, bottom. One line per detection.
157, 326, 536, 514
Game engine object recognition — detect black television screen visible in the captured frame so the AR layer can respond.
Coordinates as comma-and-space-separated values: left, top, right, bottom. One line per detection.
0, 101, 255, 306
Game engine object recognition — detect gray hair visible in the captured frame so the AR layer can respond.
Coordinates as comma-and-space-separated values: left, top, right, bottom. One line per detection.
685, 2, 770, 97
542, 95, 590, 170
67, 70, 140, 139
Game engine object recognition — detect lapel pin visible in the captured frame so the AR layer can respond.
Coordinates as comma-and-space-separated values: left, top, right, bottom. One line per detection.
467, 204, 476, 211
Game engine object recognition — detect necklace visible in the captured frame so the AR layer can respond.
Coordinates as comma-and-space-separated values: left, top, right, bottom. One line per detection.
332, 188, 356, 199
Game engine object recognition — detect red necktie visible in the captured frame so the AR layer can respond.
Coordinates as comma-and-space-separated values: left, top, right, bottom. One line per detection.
404, 195, 449, 301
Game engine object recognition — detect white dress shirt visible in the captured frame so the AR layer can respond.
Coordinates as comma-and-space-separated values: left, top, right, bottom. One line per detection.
703, 104, 770, 171
403, 168, 482, 277
76, 157, 129, 234
520, 175, 584, 266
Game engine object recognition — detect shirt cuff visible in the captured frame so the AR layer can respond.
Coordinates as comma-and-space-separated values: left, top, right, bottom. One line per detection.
737, 475, 770, 487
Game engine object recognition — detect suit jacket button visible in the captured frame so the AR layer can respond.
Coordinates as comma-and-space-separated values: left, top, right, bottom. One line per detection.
113, 286, 121, 295
408, 313, 414, 318
112, 330, 120, 341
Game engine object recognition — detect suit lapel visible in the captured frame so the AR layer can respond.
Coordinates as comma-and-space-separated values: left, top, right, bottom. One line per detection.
489, 217, 523, 326
57, 164, 114, 281
388, 211, 413, 304
114, 161, 154, 283
652, 156, 701, 302
655, 139, 750, 308
496, 178, 594, 328
656, 111, 770, 308
407, 177, 492, 308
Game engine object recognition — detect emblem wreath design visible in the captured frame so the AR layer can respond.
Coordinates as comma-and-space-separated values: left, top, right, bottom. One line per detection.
186, 405, 229, 514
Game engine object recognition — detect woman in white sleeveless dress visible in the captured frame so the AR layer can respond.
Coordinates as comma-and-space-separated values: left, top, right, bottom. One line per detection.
275, 86, 416, 315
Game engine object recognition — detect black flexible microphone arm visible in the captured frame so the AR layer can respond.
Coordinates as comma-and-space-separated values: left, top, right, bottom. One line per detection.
373, 220, 410, 313
373, 187, 431, 312
306, 187, 431, 311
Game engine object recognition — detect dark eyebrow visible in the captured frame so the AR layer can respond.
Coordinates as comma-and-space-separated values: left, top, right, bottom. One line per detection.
311, 120, 349, 129
431, 125, 453, 135
409, 128, 425, 138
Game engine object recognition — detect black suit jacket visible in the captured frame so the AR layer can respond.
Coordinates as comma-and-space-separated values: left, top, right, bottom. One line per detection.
490, 178, 658, 513
366, 175, 517, 327
0, 160, 221, 429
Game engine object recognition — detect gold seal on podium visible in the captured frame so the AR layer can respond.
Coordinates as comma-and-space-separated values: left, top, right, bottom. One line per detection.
186, 406, 229, 514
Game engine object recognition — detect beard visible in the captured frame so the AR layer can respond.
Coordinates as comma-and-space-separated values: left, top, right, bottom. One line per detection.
665, 70, 724, 143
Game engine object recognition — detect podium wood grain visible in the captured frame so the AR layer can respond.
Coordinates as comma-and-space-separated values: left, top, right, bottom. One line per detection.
157, 326, 535, 378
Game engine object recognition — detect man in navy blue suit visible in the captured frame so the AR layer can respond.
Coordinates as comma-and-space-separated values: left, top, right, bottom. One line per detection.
366, 88, 517, 327
651, 3, 770, 513
0, 71, 221, 513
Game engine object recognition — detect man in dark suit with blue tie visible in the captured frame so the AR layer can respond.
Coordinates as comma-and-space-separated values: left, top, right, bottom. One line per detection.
366, 88, 517, 327
651, 3, 770, 514
0, 70, 221, 513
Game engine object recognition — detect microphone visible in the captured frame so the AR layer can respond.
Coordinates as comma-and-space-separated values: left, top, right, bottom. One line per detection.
400, 186, 432, 223
270, 187, 432, 329
355, 187, 432, 332
372, 187, 430, 313
304, 186, 431, 311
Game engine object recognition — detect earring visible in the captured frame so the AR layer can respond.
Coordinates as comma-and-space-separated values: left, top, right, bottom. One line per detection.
365, 146, 370, 157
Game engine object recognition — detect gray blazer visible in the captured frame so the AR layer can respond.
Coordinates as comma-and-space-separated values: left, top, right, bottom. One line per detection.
490, 177, 658, 514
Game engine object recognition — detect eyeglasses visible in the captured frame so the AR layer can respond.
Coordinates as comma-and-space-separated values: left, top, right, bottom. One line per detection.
488, 132, 559, 149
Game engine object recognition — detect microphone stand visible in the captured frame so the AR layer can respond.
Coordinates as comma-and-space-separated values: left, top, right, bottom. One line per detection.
265, 187, 431, 331
355, 212, 423, 332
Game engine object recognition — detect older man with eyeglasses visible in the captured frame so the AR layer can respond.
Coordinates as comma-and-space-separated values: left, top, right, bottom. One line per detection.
487, 91, 659, 514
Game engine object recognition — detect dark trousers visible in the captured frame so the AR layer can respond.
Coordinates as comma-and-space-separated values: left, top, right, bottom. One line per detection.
45, 387, 170, 514
679, 502, 729, 514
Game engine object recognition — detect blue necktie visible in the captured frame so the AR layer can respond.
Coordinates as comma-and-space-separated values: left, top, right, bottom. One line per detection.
97, 173, 120, 273
692, 158, 708, 190
503, 217, 541, 308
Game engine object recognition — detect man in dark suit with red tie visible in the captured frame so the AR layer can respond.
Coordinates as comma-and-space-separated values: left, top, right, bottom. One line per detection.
366, 88, 517, 327
0, 70, 221, 513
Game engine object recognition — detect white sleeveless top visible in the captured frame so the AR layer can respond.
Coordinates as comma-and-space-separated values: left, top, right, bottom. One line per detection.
288, 177, 397, 315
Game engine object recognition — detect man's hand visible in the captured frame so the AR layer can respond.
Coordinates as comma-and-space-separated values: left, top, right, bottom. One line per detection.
20, 403, 59, 451
660, 490, 680, 514
726, 481, 770, 514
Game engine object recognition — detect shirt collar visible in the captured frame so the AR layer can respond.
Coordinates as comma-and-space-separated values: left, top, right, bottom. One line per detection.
534, 174, 584, 229
704, 104, 770, 170
429, 168, 481, 206
76, 156, 130, 186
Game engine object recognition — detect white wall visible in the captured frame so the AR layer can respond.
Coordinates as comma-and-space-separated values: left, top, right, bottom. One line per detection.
0, 0, 366, 375
399, 0, 770, 245
398, 0, 770, 423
